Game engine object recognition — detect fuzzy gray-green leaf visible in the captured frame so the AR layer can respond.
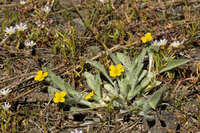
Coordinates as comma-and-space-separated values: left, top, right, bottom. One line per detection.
104, 84, 118, 97
84, 72, 101, 98
116, 52, 132, 70
149, 86, 165, 109
144, 80, 161, 93
160, 59, 189, 73
141, 102, 152, 115
109, 53, 121, 65
148, 48, 153, 74
87, 60, 114, 85
133, 97, 146, 108
118, 78, 130, 97
138, 70, 147, 82
46, 69, 78, 96
137, 48, 147, 64
129, 63, 144, 91
128, 72, 154, 100
48, 86, 59, 100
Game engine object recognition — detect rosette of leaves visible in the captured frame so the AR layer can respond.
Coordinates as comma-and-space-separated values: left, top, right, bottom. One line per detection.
85, 48, 159, 113
85, 46, 189, 117
45, 46, 189, 115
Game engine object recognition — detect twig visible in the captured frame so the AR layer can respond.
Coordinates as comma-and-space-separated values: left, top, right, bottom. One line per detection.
0, 3, 18, 8
91, 40, 138, 60
29, 119, 44, 133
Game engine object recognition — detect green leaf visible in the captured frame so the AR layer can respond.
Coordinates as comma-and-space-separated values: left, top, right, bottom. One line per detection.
140, 72, 154, 88
46, 69, 78, 96
96, 72, 102, 98
148, 86, 165, 109
147, 48, 153, 74
84, 72, 102, 99
138, 70, 147, 82
133, 97, 146, 108
141, 102, 152, 116
128, 72, 154, 100
137, 48, 147, 64
118, 78, 130, 97
87, 60, 114, 85
129, 63, 144, 91
48, 86, 59, 100
160, 59, 190, 73
144, 80, 162, 93
109, 53, 121, 65
116, 52, 132, 70
104, 84, 118, 97
128, 48, 147, 91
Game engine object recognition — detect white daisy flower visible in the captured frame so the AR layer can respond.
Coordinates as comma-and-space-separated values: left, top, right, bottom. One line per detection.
16, 23, 27, 32
0, 88, 12, 96
70, 129, 83, 133
43, 6, 51, 13
20, 0, 26, 5
157, 39, 167, 46
24, 40, 36, 47
2, 102, 11, 110
170, 41, 181, 48
5, 26, 16, 35
152, 40, 159, 46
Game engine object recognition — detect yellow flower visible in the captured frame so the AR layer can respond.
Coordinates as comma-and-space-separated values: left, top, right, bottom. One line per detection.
141, 32, 153, 43
109, 64, 124, 77
146, 84, 152, 89
141, 36, 147, 43
53, 91, 67, 103
34, 70, 48, 81
85, 91, 94, 100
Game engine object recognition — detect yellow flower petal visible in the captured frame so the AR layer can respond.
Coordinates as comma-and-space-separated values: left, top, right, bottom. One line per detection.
145, 32, 151, 37
85, 96, 89, 100
141, 33, 153, 43
39, 77, 44, 81
110, 70, 117, 77
53, 97, 59, 103
60, 91, 67, 97
109, 64, 124, 77
54, 92, 60, 97
53, 91, 66, 103
85, 91, 94, 100
141, 36, 147, 43
34, 75, 40, 81
43, 72, 48, 77
37, 70, 43, 75
109, 65, 116, 77
34, 70, 48, 81
116, 64, 122, 68
116, 64, 124, 72
109, 65, 115, 71
60, 97, 65, 103
145, 33, 152, 41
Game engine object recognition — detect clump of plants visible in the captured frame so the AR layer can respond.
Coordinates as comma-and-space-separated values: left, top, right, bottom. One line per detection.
42, 37, 189, 119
